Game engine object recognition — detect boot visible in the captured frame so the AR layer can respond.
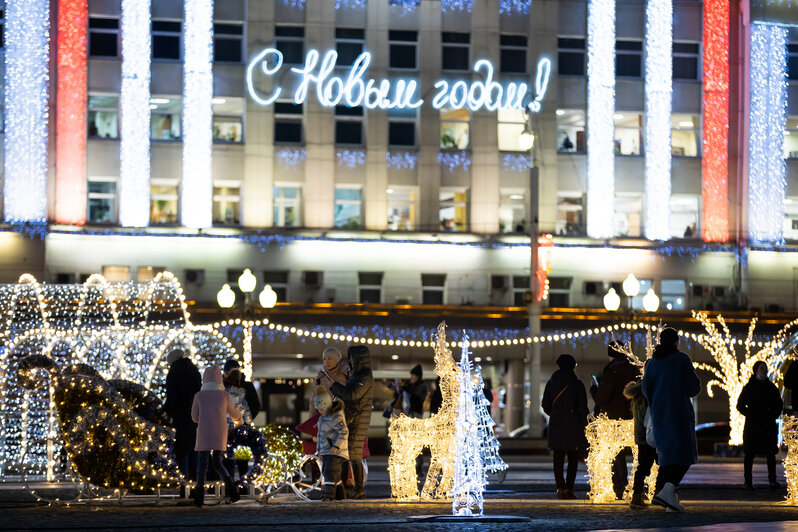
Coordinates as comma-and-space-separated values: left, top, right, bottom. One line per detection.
322, 484, 335, 501
225, 478, 240, 503
194, 488, 204, 508
335, 483, 346, 500
556, 487, 566, 499
652, 482, 684, 512
563, 488, 577, 500
350, 461, 366, 499
630, 492, 646, 509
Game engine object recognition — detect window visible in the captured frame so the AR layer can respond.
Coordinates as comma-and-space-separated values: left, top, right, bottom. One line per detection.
616, 40, 643, 78
558, 37, 585, 76
784, 197, 798, 240
440, 107, 469, 149
512, 276, 530, 306
89, 16, 119, 57
670, 194, 699, 238
213, 97, 244, 143
336, 28, 364, 65
88, 94, 119, 139
389, 30, 417, 70
785, 117, 798, 158
672, 114, 700, 157
661, 280, 686, 310
152, 20, 181, 60
500, 34, 527, 74
334, 187, 363, 228
137, 266, 166, 282
614, 112, 642, 155
214, 22, 243, 63
498, 109, 527, 152
387, 187, 417, 231
614, 193, 643, 237
388, 107, 416, 147
264, 271, 289, 302
273, 185, 301, 227
547, 277, 572, 308
630, 278, 652, 310
421, 274, 446, 305
439, 189, 468, 232
150, 179, 178, 225
499, 190, 526, 233
0, 10, 5, 48
87, 177, 117, 224
673, 42, 700, 80
556, 193, 585, 236
274, 101, 303, 144
102, 265, 130, 282
150, 97, 182, 140
213, 182, 241, 225
358, 272, 383, 304
335, 105, 364, 145
556, 109, 585, 153
275, 25, 304, 64
442, 32, 469, 71
789, 44, 798, 81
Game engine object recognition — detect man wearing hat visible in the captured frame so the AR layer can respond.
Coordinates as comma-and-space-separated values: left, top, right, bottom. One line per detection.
590, 340, 642, 499
223, 358, 261, 421
164, 349, 202, 494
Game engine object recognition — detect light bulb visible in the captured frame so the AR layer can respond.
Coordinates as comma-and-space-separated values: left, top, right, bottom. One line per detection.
603, 287, 621, 312
259, 285, 277, 309
217, 283, 236, 308
642, 288, 660, 312
238, 268, 257, 293
622, 273, 640, 297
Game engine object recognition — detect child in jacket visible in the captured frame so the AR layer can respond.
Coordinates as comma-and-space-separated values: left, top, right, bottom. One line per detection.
314, 387, 349, 501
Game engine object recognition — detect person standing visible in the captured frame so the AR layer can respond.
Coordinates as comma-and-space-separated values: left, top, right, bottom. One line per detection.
643, 327, 701, 513
590, 340, 641, 499
314, 387, 350, 501
223, 359, 261, 421
163, 349, 202, 495
542, 354, 589, 499
398, 364, 428, 419
323, 345, 373, 499
737, 360, 783, 490
223, 366, 253, 483
429, 376, 443, 415
191, 366, 243, 507
309, 347, 350, 417
624, 377, 658, 508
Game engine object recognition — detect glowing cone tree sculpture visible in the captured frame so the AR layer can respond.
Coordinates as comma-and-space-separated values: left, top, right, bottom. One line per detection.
473, 366, 507, 475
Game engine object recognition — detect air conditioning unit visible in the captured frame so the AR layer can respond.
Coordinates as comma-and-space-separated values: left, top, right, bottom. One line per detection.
185, 269, 205, 285
302, 271, 322, 288
584, 281, 599, 295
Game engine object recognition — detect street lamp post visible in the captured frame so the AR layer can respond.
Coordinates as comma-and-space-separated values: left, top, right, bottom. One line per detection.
527, 163, 542, 438
216, 268, 278, 315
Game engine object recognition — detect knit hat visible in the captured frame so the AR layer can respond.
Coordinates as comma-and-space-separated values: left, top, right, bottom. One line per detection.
659, 327, 679, 347
223, 358, 240, 374
314, 386, 332, 412
410, 364, 423, 379
607, 340, 626, 358
556, 354, 577, 371
166, 349, 184, 365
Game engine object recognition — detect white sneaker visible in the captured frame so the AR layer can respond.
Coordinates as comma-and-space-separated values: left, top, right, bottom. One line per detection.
653, 482, 685, 512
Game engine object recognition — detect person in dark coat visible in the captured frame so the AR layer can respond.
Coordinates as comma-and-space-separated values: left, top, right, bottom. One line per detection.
736, 360, 783, 490
590, 340, 641, 499
542, 354, 589, 499
323, 345, 373, 499
398, 364, 428, 419
624, 378, 657, 508
163, 349, 202, 490
429, 376, 443, 415
223, 359, 261, 419
643, 327, 701, 513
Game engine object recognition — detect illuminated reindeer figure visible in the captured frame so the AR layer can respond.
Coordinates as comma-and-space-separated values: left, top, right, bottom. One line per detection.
388, 322, 459, 499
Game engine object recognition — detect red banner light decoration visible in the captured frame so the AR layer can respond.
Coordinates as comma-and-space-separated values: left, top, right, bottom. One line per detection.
701, 0, 730, 242
536, 234, 554, 303
55, 0, 88, 225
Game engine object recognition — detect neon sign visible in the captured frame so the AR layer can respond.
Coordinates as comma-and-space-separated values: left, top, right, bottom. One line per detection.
247, 49, 551, 113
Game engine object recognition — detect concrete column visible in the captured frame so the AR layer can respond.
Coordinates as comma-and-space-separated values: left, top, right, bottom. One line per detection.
503, 358, 526, 433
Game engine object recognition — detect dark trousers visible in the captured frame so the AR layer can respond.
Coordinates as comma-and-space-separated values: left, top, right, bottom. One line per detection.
612, 450, 629, 497
632, 444, 658, 494
552, 450, 579, 489
197, 450, 231, 489
658, 464, 689, 488
176, 448, 197, 481
322, 454, 346, 486
223, 458, 251, 481
744, 452, 777, 484
351, 460, 365, 493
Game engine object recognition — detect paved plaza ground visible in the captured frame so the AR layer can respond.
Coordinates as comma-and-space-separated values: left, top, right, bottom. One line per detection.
4, 457, 798, 531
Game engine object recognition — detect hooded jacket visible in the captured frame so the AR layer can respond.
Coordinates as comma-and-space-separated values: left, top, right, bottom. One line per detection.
191, 366, 242, 451
736, 373, 783, 455
164, 357, 202, 436
542, 367, 589, 452
591, 355, 641, 420
642, 343, 701, 466
623, 379, 648, 447
330, 345, 373, 461
309, 359, 350, 418
316, 399, 350, 460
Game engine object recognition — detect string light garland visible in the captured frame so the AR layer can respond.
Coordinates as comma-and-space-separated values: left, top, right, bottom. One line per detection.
701, 0, 730, 242
256, 424, 303, 488
502, 154, 533, 173
783, 415, 798, 504
386, 152, 418, 170
438, 151, 472, 172
226, 425, 269, 484
473, 367, 507, 475
181, 0, 214, 229
442, 0, 473, 12
119, 0, 151, 227
692, 310, 798, 445
336, 150, 367, 168
4, 0, 50, 223
536, 234, 554, 302
748, 23, 788, 244
643, 0, 672, 241
276, 148, 307, 170
389, 322, 458, 499
586, 0, 616, 239
499, 0, 531, 14
335, 0, 367, 8
390, 0, 420, 15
